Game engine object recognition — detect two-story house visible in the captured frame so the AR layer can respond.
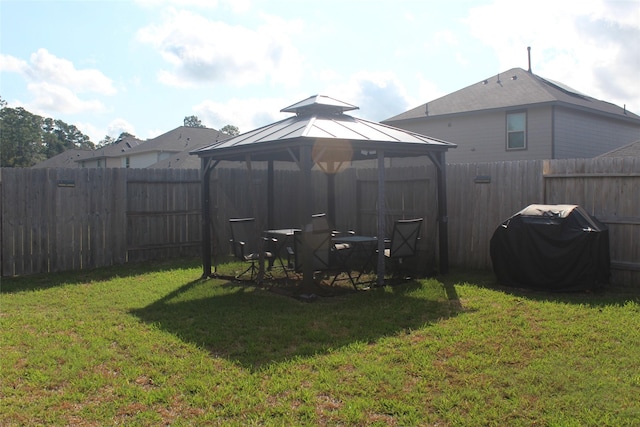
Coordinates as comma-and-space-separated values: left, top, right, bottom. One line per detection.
114, 126, 226, 169
33, 135, 144, 169
383, 67, 640, 164
75, 135, 144, 168
34, 126, 226, 169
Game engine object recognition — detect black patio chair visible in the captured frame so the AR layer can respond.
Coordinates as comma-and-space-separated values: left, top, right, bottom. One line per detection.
311, 212, 354, 240
229, 218, 274, 281
293, 229, 356, 289
384, 218, 423, 277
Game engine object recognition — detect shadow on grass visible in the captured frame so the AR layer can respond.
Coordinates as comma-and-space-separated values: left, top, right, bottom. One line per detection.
131, 276, 463, 370
443, 267, 639, 308
0, 257, 203, 294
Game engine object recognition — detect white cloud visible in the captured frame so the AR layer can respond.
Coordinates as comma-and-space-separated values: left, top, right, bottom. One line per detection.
75, 122, 104, 144
323, 72, 414, 122
0, 49, 116, 115
465, 0, 640, 111
416, 75, 445, 106
135, 0, 249, 12
75, 118, 137, 144
193, 97, 290, 132
0, 54, 29, 73
143, 128, 165, 140
136, 0, 219, 8
27, 49, 116, 95
191, 72, 416, 133
27, 82, 106, 114
137, 9, 305, 88
433, 30, 459, 47
107, 118, 137, 139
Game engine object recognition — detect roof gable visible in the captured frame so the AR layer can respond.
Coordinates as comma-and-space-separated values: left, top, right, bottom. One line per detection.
385, 67, 639, 123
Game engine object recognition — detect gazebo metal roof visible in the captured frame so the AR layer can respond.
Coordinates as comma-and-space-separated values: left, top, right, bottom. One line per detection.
191, 95, 456, 286
191, 95, 455, 162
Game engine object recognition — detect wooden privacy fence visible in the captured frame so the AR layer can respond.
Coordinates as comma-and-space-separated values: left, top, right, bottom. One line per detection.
543, 157, 640, 287
446, 157, 640, 287
0, 168, 201, 276
1, 157, 638, 288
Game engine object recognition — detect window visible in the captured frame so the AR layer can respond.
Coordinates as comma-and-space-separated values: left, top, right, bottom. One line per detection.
125, 157, 130, 168
506, 112, 526, 150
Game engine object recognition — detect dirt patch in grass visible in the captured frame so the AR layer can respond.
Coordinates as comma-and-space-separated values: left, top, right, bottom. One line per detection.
212, 272, 368, 301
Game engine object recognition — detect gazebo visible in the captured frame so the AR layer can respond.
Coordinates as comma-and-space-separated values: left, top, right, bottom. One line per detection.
191, 95, 456, 286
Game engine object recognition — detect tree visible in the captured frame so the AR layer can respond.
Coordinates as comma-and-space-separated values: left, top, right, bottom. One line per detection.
0, 104, 95, 167
0, 107, 44, 167
115, 132, 134, 142
98, 135, 115, 147
41, 117, 94, 158
220, 124, 240, 136
97, 132, 134, 148
184, 115, 204, 128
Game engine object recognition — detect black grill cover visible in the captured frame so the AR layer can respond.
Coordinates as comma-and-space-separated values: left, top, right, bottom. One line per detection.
490, 204, 610, 291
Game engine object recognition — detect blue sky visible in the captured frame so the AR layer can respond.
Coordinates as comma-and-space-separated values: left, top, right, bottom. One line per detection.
1, 0, 639, 143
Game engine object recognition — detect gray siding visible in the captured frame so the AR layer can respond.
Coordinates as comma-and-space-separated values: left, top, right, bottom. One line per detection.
390, 106, 553, 164
553, 106, 640, 159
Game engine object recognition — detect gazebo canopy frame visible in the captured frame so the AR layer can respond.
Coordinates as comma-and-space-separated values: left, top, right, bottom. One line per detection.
191, 95, 456, 286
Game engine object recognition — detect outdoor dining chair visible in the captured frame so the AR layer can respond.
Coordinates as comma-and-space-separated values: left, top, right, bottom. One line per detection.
311, 212, 354, 241
229, 218, 274, 281
293, 229, 356, 289
384, 218, 423, 277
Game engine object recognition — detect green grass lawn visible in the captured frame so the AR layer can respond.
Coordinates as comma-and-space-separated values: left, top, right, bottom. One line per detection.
1, 259, 639, 426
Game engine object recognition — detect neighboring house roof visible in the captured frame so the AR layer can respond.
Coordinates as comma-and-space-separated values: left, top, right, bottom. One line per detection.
74, 135, 145, 163
32, 149, 94, 168
150, 152, 202, 169
597, 139, 640, 158
384, 67, 640, 124
147, 126, 229, 168
127, 126, 225, 157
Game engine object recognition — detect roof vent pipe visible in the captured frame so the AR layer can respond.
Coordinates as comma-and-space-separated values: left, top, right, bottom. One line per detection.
527, 46, 532, 73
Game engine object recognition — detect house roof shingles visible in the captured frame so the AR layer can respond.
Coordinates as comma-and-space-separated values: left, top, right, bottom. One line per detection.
32, 149, 94, 168
384, 67, 640, 123
597, 139, 640, 158
147, 126, 228, 168
73, 135, 145, 163
128, 126, 225, 156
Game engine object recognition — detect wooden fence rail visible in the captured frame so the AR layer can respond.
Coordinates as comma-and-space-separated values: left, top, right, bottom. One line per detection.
1, 157, 638, 288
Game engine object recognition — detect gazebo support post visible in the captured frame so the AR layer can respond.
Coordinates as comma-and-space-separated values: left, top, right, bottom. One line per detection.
200, 157, 214, 278
246, 155, 266, 282
300, 145, 314, 288
267, 160, 275, 229
435, 152, 450, 274
327, 172, 336, 227
376, 150, 386, 286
